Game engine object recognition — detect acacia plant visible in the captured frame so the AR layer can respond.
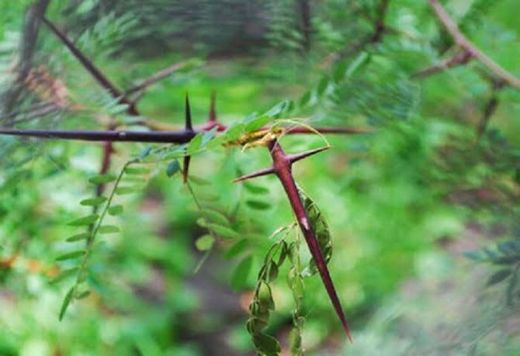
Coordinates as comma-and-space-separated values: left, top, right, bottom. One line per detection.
1, 0, 519, 355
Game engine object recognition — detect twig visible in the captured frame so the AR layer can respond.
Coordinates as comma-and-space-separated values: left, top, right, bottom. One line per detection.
429, 0, 520, 90
125, 61, 192, 96
412, 50, 472, 79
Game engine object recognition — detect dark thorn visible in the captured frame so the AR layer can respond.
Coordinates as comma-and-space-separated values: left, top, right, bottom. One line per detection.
287, 146, 329, 164
0, 128, 196, 143
233, 166, 276, 183
42, 17, 138, 116
182, 155, 191, 183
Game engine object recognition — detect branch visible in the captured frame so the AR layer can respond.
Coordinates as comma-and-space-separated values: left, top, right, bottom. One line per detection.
1, 0, 51, 122
42, 17, 139, 115
125, 61, 192, 96
412, 50, 472, 79
429, 0, 520, 90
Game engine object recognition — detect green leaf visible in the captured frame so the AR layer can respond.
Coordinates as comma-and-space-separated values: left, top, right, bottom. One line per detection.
56, 250, 85, 261
88, 174, 117, 185
189, 176, 211, 185
115, 186, 141, 195
231, 255, 254, 290
202, 209, 229, 226
253, 333, 281, 355
65, 232, 90, 242
487, 269, 512, 286
246, 200, 271, 210
316, 76, 330, 96
50, 267, 78, 284
244, 182, 269, 194
166, 160, 181, 177
68, 214, 99, 226
224, 123, 245, 140
108, 205, 124, 216
195, 235, 215, 251
98, 225, 120, 234
125, 166, 150, 175
75, 290, 91, 300
208, 224, 240, 239
299, 91, 312, 108
80, 196, 107, 207
187, 133, 203, 154
59, 287, 75, 321
225, 239, 249, 258
257, 281, 274, 310
245, 115, 271, 132
264, 100, 288, 118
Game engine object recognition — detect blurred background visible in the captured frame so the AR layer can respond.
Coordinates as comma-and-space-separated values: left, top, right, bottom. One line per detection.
0, 0, 519, 355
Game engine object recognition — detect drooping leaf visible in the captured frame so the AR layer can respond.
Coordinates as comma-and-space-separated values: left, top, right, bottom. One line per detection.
166, 160, 181, 177
59, 287, 75, 321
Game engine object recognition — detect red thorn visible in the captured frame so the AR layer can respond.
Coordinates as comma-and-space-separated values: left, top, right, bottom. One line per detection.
287, 146, 329, 164
185, 93, 193, 131
208, 91, 216, 123
233, 166, 276, 183
182, 155, 191, 183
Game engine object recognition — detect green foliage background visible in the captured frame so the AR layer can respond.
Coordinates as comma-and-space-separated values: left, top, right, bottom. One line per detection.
0, 0, 519, 355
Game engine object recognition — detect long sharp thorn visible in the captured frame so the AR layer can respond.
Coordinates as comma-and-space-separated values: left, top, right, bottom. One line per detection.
267, 140, 352, 342
288, 146, 329, 164
233, 166, 276, 183
182, 155, 191, 183
0, 128, 195, 143
42, 17, 138, 115
209, 91, 216, 123
185, 94, 193, 131
183, 94, 193, 184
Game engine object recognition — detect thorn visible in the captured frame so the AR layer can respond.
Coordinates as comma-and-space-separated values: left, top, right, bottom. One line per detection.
208, 91, 216, 123
182, 155, 191, 183
233, 166, 276, 183
287, 146, 329, 164
185, 93, 193, 131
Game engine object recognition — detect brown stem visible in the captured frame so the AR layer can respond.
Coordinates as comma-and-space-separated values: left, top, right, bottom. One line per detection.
412, 50, 472, 79
235, 141, 352, 340
428, 0, 520, 90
